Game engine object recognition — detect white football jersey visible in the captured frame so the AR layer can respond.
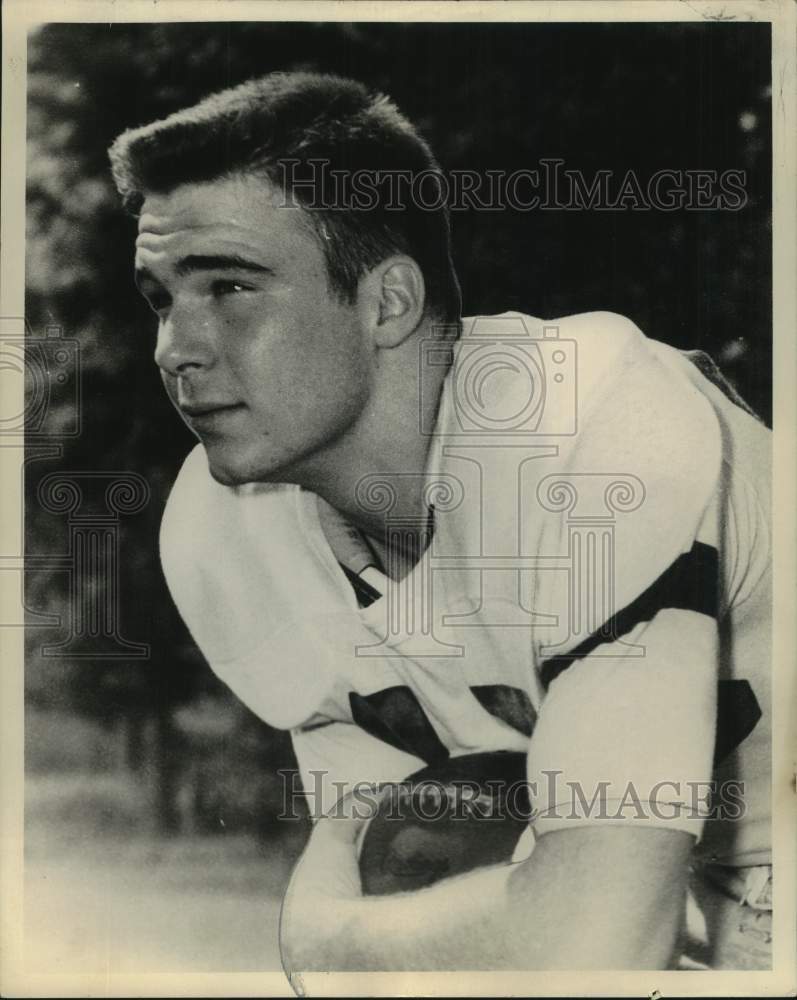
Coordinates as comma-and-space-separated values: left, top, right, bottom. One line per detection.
160, 312, 771, 865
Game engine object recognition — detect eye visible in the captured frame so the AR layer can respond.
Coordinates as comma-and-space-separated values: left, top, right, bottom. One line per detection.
211, 279, 252, 297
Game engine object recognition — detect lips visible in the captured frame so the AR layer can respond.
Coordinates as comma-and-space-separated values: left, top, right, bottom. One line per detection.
180, 402, 243, 418
179, 402, 245, 432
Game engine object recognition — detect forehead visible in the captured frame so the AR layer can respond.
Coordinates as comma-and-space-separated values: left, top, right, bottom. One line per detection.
135, 173, 318, 266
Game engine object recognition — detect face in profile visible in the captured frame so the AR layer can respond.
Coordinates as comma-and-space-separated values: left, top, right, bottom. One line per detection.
134, 173, 373, 486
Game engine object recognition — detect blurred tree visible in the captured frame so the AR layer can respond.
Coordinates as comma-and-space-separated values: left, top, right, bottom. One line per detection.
24, 21, 772, 830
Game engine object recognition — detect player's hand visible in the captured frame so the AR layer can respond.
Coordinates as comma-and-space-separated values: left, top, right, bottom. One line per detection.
279, 795, 372, 976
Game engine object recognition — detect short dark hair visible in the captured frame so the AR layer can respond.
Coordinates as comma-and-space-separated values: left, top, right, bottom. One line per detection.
109, 72, 461, 323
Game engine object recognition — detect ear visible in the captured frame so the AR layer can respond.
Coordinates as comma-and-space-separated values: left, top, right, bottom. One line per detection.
359, 256, 426, 348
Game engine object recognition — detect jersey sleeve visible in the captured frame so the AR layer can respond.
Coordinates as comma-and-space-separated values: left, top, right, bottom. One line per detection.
159, 445, 337, 729
526, 313, 724, 841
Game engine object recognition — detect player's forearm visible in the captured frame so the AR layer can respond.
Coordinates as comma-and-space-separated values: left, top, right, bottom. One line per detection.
289, 827, 690, 971
288, 862, 515, 971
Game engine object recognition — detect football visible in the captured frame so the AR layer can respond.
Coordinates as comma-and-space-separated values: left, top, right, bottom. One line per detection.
358, 751, 532, 896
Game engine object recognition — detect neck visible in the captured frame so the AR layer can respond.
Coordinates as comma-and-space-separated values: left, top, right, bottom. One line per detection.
290, 321, 451, 552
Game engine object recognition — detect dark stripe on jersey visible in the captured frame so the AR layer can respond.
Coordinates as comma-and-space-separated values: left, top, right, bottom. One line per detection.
714, 679, 762, 766
470, 684, 537, 738
349, 687, 450, 766
339, 563, 382, 608
540, 542, 719, 691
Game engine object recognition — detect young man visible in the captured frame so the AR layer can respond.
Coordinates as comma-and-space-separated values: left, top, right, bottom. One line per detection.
109, 73, 771, 973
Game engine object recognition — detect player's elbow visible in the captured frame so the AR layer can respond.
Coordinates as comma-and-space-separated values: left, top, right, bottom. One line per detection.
516, 887, 684, 970
507, 826, 692, 969
569, 893, 683, 969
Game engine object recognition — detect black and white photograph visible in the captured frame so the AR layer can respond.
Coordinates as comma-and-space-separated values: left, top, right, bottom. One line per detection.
1, 1, 795, 996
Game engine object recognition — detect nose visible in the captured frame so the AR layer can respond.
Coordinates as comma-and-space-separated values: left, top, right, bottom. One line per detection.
154, 304, 217, 376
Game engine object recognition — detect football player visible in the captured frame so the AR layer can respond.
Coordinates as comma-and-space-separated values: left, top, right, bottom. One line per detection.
110, 72, 772, 973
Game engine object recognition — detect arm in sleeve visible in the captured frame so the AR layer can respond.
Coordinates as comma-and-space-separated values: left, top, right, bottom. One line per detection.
528, 313, 725, 841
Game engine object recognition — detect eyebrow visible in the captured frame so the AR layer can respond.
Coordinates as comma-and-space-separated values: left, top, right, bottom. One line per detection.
134, 253, 273, 287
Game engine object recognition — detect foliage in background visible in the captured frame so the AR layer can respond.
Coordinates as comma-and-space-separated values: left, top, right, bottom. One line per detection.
24, 22, 772, 831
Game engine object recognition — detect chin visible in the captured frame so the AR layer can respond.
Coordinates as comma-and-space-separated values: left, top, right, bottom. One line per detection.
206, 462, 243, 487
204, 442, 298, 487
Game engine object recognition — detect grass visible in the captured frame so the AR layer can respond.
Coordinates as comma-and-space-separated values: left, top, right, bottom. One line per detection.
24, 769, 299, 975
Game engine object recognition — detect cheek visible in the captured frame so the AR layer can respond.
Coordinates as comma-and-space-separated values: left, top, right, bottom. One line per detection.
306, 328, 370, 416
246, 304, 366, 395
303, 301, 369, 375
